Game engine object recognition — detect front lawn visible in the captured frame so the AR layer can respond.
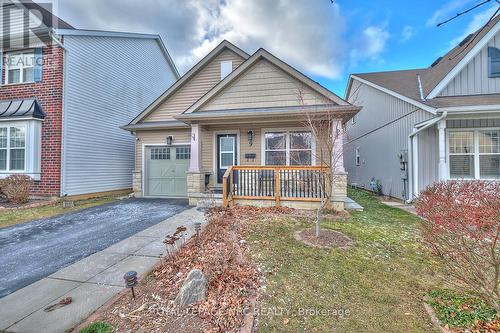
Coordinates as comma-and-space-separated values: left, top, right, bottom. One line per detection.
0, 195, 121, 229
248, 189, 442, 332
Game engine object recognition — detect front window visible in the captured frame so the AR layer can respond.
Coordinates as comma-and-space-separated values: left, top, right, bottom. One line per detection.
0, 126, 26, 171
264, 130, 313, 166
449, 131, 475, 179
448, 130, 500, 180
478, 130, 500, 179
4, 51, 35, 84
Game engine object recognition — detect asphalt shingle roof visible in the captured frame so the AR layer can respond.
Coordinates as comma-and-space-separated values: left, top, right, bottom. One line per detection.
353, 14, 500, 109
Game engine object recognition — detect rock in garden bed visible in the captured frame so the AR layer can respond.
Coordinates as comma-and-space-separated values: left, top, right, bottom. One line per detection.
93, 206, 293, 333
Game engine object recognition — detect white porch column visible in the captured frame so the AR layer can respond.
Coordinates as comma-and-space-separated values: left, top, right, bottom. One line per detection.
332, 119, 345, 172
189, 123, 201, 172
331, 119, 347, 211
438, 119, 447, 180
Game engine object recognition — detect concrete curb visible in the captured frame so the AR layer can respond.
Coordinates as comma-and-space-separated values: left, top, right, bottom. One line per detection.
422, 298, 452, 333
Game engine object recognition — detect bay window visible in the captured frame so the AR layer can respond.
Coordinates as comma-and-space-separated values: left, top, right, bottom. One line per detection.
0, 121, 41, 180
264, 130, 313, 166
0, 125, 26, 171
448, 129, 500, 180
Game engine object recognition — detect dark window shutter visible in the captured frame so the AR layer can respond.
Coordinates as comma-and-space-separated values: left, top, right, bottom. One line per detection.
34, 48, 43, 82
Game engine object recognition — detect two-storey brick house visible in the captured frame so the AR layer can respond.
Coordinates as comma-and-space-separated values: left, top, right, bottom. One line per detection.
0, 0, 179, 197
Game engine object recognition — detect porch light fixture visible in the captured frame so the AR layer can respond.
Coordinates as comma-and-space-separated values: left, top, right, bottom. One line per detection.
166, 135, 173, 145
123, 271, 138, 298
247, 130, 254, 146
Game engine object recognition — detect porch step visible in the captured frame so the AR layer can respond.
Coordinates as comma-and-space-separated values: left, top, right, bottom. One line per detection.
345, 197, 363, 211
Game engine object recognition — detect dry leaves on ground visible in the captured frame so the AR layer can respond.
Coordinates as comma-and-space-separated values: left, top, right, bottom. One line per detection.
97, 206, 294, 333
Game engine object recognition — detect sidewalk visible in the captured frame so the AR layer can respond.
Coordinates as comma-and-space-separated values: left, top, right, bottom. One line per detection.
380, 200, 417, 215
0, 207, 206, 333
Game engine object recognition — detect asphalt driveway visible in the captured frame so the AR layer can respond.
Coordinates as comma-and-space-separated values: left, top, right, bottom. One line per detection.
0, 198, 188, 298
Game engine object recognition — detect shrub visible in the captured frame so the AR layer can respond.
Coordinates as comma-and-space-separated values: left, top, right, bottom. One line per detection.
415, 181, 500, 312
1, 174, 33, 204
79, 322, 113, 333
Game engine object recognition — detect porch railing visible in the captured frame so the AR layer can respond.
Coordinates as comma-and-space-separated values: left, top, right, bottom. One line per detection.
222, 166, 328, 207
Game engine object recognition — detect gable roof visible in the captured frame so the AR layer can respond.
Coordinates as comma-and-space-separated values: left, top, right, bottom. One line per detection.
347, 14, 500, 110
183, 48, 350, 114
128, 40, 249, 125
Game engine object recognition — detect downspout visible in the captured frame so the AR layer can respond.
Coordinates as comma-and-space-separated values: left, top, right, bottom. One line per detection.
407, 111, 447, 203
51, 30, 69, 196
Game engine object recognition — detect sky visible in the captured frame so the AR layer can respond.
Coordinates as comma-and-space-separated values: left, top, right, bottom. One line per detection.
48, 0, 500, 97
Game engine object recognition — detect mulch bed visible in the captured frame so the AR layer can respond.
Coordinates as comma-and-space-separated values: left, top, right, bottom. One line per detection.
93, 206, 295, 333
294, 228, 353, 249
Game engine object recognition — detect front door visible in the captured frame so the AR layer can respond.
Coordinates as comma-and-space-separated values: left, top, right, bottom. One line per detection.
217, 134, 237, 183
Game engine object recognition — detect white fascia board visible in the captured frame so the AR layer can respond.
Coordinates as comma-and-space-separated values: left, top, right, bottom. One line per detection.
427, 22, 500, 99
436, 104, 500, 113
351, 75, 436, 114
55, 29, 160, 39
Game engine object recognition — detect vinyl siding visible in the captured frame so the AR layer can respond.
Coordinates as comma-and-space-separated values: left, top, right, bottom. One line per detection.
145, 50, 245, 121
134, 129, 191, 170
447, 117, 500, 128
439, 31, 500, 96
62, 35, 177, 196
199, 59, 331, 111
345, 80, 436, 199
200, 122, 326, 183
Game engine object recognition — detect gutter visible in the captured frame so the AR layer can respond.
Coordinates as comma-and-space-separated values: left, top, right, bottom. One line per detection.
409, 111, 447, 139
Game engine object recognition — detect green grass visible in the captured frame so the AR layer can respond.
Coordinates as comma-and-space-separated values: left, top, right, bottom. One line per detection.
79, 321, 113, 333
427, 289, 497, 329
0, 196, 120, 229
247, 189, 443, 333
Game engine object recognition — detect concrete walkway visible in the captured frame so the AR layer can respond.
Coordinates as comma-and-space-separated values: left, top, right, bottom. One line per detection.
380, 200, 417, 215
0, 207, 206, 333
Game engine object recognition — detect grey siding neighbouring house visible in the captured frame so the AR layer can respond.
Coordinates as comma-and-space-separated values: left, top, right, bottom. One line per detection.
439, 34, 500, 96
344, 81, 435, 198
61, 34, 178, 196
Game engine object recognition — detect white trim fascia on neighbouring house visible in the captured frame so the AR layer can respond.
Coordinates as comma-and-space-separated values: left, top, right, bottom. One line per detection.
436, 104, 500, 113
350, 75, 436, 114
427, 22, 500, 99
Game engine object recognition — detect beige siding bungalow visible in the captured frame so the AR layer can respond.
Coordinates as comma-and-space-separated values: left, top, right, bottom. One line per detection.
123, 41, 359, 210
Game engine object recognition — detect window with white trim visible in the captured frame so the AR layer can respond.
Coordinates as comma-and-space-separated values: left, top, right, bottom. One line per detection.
478, 130, 500, 179
5, 51, 35, 84
264, 130, 313, 166
488, 47, 500, 78
448, 129, 500, 180
355, 147, 360, 166
0, 125, 26, 171
220, 60, 232, 80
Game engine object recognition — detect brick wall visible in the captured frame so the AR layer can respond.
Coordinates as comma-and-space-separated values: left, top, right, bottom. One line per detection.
0, 43, 64, 197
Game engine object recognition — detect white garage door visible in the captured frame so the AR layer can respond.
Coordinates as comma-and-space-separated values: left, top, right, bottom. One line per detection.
146, 146, 190, 197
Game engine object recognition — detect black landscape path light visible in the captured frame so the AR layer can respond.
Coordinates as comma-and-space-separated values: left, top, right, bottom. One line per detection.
124, 271, 138, 298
